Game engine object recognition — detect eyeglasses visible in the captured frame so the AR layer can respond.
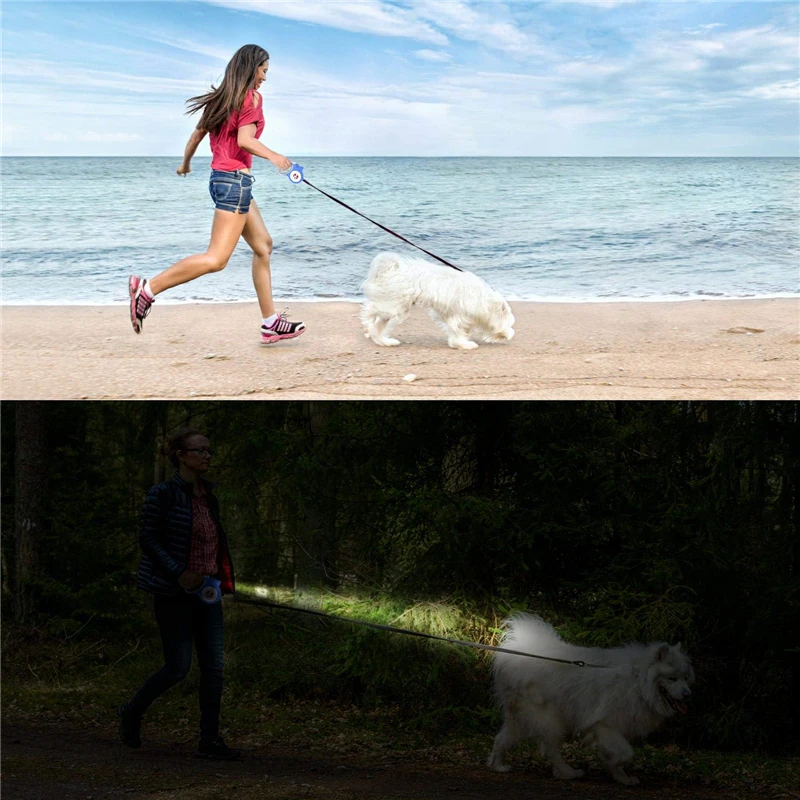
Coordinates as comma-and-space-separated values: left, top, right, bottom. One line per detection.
185, 448, 213, 456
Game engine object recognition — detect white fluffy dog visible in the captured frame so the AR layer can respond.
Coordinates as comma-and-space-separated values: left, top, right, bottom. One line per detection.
487, 614, 694, 786
360, 252, 515, 349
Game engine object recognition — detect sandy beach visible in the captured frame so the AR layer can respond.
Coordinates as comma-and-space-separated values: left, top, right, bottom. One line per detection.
2, 299, 797, 400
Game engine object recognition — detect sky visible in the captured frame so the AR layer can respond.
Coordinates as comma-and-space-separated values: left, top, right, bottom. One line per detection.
1, 0, 798, 157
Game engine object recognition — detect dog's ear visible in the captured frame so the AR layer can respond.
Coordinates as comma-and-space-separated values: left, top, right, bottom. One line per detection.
654, 643, 670, 662
493, 298, 510, 317
675, 642, 683, 651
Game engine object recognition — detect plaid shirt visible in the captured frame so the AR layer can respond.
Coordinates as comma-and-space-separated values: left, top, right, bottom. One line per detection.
186, 488, 219, 575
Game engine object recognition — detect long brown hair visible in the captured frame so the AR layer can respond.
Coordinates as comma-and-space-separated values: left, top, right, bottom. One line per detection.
185, 44, 269, 134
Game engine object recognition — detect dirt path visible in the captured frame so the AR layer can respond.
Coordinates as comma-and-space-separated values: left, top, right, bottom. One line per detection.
2, 722, 769, 800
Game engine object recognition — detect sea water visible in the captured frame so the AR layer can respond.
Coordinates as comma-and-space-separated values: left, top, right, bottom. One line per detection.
2, 157, 797, 304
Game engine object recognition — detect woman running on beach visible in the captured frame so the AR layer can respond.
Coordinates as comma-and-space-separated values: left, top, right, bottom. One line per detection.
128, 44, 305, 344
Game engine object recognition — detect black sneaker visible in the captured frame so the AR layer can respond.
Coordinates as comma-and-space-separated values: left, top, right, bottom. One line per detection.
197, 736, 241, 760
117, 702, 142, 748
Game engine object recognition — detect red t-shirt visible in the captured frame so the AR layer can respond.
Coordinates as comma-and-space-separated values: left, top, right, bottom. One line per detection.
209, 88, 264, 172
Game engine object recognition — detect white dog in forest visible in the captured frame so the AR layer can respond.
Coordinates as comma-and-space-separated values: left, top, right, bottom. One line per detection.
487, 614, 694, 786
360, 252, 515, 350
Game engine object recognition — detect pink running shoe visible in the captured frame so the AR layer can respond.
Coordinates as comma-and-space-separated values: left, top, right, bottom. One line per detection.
129, 275, 154, 334
261, 313, 306, 344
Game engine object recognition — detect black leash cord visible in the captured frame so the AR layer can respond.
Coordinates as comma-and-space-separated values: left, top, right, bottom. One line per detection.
301, 178, 464, 273
234, 594, 606, 668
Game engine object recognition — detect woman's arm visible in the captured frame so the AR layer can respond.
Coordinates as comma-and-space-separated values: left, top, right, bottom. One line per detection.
139, 485, 185, 582
177, 128, 207, 176
237, 124, 292, 171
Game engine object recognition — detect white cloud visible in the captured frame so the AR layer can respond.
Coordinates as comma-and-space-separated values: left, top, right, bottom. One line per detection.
2, 59, 202, 96
1, 122, 23, 145
1, 28, 224, 72
690, 40, 725, 56
414, 49, 452, 62
626, 23, 799, 86
200, 0, 539, 57
743, 80, 800, 101
78, 132, 145, 142
552, 0, 639, 7
119, 32, 232, 62
738, 60, 797, 74
411, 0, 534, 56
546, 104, 628, 125
3, 2, 797, 156
554, 58, 626, 79
204, 0, 448, 46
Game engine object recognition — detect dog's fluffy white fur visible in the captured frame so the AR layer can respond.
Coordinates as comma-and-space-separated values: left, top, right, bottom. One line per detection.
360, 252, 515, 349
487, 614, 694, 786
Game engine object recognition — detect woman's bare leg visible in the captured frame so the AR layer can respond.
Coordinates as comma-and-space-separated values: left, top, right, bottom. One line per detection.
147, 209, 249, 296
240, 197, 275, 318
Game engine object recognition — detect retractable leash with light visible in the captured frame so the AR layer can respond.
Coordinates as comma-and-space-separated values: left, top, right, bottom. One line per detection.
285, 164, 304, 184
187, 576, 222, 604
279, 162, 464, 273
234, 593, 607, 668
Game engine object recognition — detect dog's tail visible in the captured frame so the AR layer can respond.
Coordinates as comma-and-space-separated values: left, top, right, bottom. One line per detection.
491, 614, 571, 707
500, 614, 568, 657
363, 252, 402, 288
498, 614, 620, 672
493, 614, 601, 677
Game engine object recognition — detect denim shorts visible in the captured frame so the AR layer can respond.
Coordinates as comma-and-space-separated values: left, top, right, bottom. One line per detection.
208, 169, 255, 214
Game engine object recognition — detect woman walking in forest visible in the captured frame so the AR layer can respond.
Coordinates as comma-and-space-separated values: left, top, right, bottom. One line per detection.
118, 429, 239, 760
128, 44, 305, 344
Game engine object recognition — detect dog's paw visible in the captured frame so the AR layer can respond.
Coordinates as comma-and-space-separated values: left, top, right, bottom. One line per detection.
380, 337, 401, 346
450, 340, 479, 350
487, 762, 512, 773
611, 770, 639, 786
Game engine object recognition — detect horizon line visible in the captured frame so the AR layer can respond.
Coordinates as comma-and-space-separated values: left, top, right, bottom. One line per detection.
2, 154, 797, 159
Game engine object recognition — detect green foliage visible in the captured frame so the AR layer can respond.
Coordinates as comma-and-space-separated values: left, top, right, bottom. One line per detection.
575, 585, 697, 646
226, 591, 489, 718
3, 400, 798, 753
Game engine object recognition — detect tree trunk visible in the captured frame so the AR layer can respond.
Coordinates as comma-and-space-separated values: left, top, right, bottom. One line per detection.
294, 402, 339, 595
14, 402, 48, 625
154, 404, 168, 485
783, 402, 800, 738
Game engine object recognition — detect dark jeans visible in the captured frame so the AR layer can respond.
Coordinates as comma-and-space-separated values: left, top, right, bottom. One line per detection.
128, 592, 224, 743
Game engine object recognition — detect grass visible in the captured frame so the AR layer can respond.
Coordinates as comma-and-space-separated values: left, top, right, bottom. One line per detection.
3, 585, 799, 799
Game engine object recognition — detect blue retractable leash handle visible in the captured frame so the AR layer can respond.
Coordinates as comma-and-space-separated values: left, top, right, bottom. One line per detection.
282, 163, 304, 184
279, 162, 464, 272
187, 576, 222, 604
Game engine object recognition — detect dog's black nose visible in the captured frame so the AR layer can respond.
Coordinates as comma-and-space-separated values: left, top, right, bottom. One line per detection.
682, 688, 692, 699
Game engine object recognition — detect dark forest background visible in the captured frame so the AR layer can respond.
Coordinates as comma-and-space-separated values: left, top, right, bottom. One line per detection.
3, 400, 798, 756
